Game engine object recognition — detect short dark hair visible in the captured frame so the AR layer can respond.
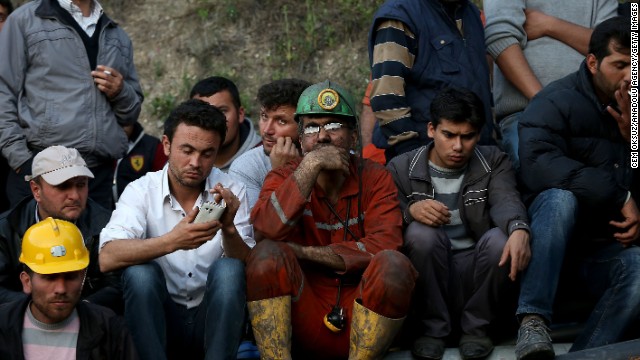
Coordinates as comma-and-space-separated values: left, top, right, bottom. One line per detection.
163, 99, 227, 144
22, 264, 33, 275
190, 76, 241, 109
257, 79, 311, 111
589, 16, 630, 61
0, 0, 13, 14
430, 87, 485, 131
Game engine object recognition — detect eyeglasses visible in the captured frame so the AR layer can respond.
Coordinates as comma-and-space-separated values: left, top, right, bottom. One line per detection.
303, 122, 347, 136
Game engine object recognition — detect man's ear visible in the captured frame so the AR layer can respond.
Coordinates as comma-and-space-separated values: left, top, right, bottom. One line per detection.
20, 271, 33, 295
586, 54, 598, 76
427, 122, 436, 138
30, 180, 41, 202
162, 135, 171, 157
238, 107, 246, 123
350, 129, 359, 150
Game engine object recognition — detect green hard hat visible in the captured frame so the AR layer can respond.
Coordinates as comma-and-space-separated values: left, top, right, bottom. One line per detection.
295, 80, 357, 123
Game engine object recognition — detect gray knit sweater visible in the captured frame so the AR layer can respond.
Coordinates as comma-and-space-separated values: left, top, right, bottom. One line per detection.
484, 0, 617, 119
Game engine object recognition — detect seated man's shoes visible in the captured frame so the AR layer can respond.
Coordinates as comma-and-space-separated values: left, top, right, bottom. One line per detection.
515, 316, 555, 360
411, 336, 446, 360
459, 335, 493, 360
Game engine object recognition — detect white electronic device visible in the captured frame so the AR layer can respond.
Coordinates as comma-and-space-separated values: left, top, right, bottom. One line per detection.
193, 200, 226, 223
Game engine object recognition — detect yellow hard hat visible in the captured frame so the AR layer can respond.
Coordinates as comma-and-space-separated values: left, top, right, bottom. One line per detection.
19, 217, 89, 274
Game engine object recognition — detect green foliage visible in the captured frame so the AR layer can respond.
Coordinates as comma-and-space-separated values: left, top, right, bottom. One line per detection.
149, 93, 177, 121
226, 2, 239, 23
197, 8, 209, 20
153, 60, 165, 79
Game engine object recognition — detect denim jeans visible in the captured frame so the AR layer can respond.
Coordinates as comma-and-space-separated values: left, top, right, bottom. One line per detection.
571, 243, 640, 350
517, 188, 640, 350
498, 112, 521, 172
517, 188, 578, 321
122, 258, 247, 360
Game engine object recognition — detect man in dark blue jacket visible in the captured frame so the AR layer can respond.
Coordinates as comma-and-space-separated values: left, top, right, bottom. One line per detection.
368, 0, 494, 162
515, 16, 638, 360
0, 218, 137, 359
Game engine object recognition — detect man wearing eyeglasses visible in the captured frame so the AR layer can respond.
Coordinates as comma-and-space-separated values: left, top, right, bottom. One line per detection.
245, 81, 417, 359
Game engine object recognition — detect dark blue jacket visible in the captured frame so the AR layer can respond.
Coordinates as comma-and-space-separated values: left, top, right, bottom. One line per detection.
113, 122, 167, 203
368, 0, 494, 153
519, 61, 638, 240
0, 297, 138, 359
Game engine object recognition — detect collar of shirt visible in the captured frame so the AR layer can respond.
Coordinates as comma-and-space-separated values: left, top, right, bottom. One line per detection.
57, 0, 103, 36
34, 203, 40, 223
160, 164, 213, 212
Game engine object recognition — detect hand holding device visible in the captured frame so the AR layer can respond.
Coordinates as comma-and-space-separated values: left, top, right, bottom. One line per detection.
193, 199, 227, 224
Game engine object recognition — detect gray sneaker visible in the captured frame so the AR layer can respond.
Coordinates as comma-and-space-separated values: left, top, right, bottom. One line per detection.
515, 317, 555, 360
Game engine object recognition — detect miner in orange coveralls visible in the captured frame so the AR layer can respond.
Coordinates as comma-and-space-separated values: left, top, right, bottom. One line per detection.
246, 80, 417, 359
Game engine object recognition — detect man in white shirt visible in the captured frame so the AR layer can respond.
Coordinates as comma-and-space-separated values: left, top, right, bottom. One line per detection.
99, 99, 255, 360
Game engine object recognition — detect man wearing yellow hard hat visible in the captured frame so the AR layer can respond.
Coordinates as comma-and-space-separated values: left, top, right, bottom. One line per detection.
0, 145, 121, 314
0, 218, 138, 359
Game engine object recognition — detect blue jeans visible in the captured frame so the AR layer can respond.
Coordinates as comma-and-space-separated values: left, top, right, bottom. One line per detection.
123, 259, 247, 360
571, 243, 640, 350
517, 189, 578, 322
498, 112, 521, 172
517, 188, 640, 350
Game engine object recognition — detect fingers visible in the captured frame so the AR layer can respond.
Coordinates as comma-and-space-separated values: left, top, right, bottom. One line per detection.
609, 218, 639, 243
270, 137, 301, 169
499, 244, 509, 267
613, 225, 639, 243
272, 137, 288, 153
412, 200, 450, 226
184, 206, 199, 222
520, 250, 531, 270
606, 105, 624, 122
610, 218, 632, 229
509, 259, 518, 282
426, 209, 450, 226
92, 65, 123, 98
498, 243, 517, 281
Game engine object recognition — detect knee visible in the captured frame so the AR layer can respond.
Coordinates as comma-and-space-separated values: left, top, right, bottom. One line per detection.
404, 222, 449, 255
363, 251, 417, 317
616, 248, 640, 286
531, 188, 578, 222
122, 263, 165, 295
208, 258, 246, 290
245, 240, 291, 282
477, 228, 507, 263
370, 250, 417, 293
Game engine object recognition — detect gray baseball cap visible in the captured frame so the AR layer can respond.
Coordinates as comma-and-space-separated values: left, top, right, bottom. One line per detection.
24, 146, 94, 185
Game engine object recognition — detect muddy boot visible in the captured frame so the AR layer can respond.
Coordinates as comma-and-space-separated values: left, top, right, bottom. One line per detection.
348, 300, 405, 360
247, 296, 292, 360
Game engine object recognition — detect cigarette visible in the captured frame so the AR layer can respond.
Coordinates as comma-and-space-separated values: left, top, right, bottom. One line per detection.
103, 70, 112, 76
629, 89, 633, 96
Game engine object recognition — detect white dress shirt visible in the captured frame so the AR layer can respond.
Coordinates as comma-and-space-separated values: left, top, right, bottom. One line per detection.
100, 165, 255, 308
57, 0, 103, 37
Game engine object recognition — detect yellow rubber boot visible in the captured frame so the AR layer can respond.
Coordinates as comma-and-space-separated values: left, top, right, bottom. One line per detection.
348, 300, 405, 360
247, 296, 292, 360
